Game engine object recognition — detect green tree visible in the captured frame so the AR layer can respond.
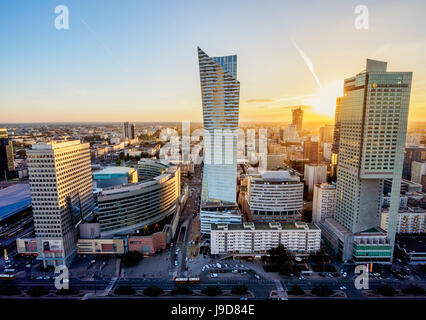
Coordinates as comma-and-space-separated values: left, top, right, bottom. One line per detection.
116, 158, 122, 166
231, 285, 248, 295
143, 286, 164, 296
202, 286, 222, 296
288, 284, 305, 296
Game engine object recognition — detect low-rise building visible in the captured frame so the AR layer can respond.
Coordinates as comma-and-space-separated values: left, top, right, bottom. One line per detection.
210, 222, 321, 256
381, 207, 426, 234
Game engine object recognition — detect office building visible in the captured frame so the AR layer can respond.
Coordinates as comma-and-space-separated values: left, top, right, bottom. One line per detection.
200, 202, 242, 235
0, 128, 15, 181
381, 207, 425, 234
292, 107, 304, 134
312, 183, 336, 224
304, 164, 327, 192
411, 161, 426, 185
198, 47, 241, 233
331, 59, 412, 262
403, 146, 426, 179
303, 139, 320, 164
93, 166, 138, 188
211, 222, 321, 256
319, 125, 334, 143
96, 162, 180, 237
247, 171, 303, 222
27, 140, 95, 267
123, 122, 136, 140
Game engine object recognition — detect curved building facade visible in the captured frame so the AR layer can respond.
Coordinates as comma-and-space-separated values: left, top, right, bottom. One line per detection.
135, 159, 170, 181
97, 162, 180, 237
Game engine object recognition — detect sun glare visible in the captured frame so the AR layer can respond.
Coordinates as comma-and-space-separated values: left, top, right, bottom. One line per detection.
305, 80, 344, 117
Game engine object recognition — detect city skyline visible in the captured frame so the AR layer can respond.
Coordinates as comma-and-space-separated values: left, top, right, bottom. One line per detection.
1, 1, 426, 123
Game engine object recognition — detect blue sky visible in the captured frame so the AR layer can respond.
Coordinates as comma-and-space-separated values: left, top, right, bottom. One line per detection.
1, 0, 426, 122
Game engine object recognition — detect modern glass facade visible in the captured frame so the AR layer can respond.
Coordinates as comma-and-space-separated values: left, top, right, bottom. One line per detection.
198, 47, 239, 204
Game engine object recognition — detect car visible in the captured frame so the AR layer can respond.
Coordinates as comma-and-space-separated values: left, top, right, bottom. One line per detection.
216, 263, 222, 268
232, 269, 238, 273
240, 297, 248, 300
210, 273, 218, 278
254, 274, 260, 280
343, 272, 347, 277
174, 260, 178, 266
340, 286, 347, 290
36, 276, 43, 280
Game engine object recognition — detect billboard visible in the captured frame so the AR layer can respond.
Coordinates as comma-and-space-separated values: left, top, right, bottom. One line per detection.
42, 240, 62, 253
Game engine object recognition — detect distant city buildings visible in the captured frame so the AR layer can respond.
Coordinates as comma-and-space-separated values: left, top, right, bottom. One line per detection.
381, 207, 425, 234
303, 138, 320, 164
403, 146, 426, 180
0, 128, 15, 180
123, 122, 136, 140
304, 164, 327, 192
292, 107, 304, 134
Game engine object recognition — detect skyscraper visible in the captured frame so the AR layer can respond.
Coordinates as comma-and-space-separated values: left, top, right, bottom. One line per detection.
0, 128, 15, 181
292, 106, 304, 134
198, 47, 241, 234
28, 140, 94, 267
304, 139, 320, 164
123, 122, 135, 140
332, 59, 412, 262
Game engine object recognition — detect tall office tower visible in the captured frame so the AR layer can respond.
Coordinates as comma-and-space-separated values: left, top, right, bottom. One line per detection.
0, 128, 15, 181
198, 47, 241, 234
130, 123, 136, 140
319, 125, 334, 143
403, 146, 426, 179
304, 139, 320, 164
292, 106, 304, 134
123, 121, 135, 139
411, 161, 426, 184
333, 59, 412, 261
28, 140, 94, 267
312, 182, 336, 224
330, 98, 342, 180
123, 122, 130, 139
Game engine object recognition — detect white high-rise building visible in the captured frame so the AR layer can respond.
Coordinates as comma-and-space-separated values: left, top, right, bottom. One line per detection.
312, 183, 336, 224
330, 59, 412, 262
27, 140, 94, 267
411, 161, 426, 184
304, 164, 327, 192
198, 47, 241, 234
247, 171, 303, 222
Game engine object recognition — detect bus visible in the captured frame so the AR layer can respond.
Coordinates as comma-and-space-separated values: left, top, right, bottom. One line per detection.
0, 274, 16, 280
174, 277, 200, 284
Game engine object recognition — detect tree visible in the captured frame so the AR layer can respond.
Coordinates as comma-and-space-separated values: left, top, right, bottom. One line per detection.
312, 285, 333, 297
202, 286, 222, 296
27, 286, 49, 297
121, 251, 143, 268
288, 284, 305, 296
231, 285, 248, 295
114, 285, 136, 295
116, 158, 122, 166
171, 286, 193, 295
143, 286, 164, 296
279, 261, 293, 276
0, 285, 21, 296
376, 285, 397, 297
56, 288, 79, 296
402, 285, 425, 295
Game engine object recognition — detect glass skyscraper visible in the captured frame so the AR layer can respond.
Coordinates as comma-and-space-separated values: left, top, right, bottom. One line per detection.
198, 47, 242, 234
333, 59, 412, 262
198, 47, 239, 204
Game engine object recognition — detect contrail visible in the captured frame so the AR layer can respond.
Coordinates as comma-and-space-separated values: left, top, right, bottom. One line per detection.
291, 38, 322, 89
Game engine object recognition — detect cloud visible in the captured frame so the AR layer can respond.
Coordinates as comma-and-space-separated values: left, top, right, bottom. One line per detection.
245, 99, 275, 103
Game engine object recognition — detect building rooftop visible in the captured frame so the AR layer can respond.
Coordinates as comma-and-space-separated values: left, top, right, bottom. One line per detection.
30, 139, 82, 150
211, 222, 318, 231
0, 184, 31, 221
93, 166, 136, 179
